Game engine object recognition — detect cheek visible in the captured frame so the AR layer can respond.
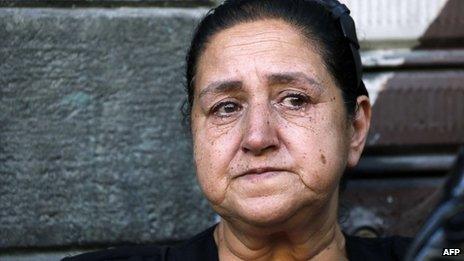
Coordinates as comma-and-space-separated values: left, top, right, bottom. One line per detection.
283, 107, 349, 195
192, 121, 240, 206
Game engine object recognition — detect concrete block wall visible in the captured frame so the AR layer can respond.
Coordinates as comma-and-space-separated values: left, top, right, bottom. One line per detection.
1, 0, 463, 260
1, 5, 217, 260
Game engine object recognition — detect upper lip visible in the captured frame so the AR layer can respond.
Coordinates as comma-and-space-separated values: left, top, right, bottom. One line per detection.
236, 167, 287, 178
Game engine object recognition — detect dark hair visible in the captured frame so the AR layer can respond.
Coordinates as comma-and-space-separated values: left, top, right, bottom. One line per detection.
183, 0, 368, 124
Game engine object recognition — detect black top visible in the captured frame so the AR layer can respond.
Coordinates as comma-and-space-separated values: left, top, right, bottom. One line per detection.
63, 224, 412, 261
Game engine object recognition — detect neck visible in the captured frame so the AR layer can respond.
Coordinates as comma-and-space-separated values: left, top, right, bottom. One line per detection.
214, 193, 347, 260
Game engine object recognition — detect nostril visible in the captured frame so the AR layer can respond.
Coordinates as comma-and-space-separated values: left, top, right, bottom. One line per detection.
241, 126, 279, 155
242, 143, 278, 156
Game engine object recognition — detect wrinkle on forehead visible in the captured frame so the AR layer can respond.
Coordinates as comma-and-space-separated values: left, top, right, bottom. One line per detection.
214, 19, 307, 51
223, 37, 298, 49
201, 20, 313, 72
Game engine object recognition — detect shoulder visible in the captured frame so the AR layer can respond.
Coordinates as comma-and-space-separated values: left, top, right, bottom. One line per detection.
61, 224, 218, 261
345, 234, 413, 261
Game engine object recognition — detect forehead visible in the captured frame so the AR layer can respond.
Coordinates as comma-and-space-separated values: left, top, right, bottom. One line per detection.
209, 19, 306, 54
195, 19, 330, 89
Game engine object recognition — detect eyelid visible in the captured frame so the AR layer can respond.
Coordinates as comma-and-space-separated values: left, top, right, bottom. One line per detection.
210, 99, 242, 117
211, 100, 232, 113
280, 83, 322, 98
279, 90, 311, 102
208, 97, 234, 111
275, 90, 312, 113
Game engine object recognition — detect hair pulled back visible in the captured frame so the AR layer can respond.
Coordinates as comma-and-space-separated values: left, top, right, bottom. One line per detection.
184, 0, 367, 122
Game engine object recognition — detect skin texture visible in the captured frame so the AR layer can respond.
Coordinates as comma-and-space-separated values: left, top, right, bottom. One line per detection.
191, 19, 371, 260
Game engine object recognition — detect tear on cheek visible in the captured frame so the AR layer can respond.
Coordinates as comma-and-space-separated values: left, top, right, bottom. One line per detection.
320, 153, 327, 165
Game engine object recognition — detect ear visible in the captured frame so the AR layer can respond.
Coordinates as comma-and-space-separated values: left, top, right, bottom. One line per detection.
347, 95, 371, 168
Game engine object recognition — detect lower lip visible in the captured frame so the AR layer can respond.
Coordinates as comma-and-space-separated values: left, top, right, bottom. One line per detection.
239, 171, 283, 182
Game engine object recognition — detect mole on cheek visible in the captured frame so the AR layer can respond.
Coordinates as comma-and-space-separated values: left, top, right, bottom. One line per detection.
320, 154, 326, 165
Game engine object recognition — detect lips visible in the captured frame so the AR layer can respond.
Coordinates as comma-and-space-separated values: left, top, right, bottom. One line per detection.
235, 167, 287, 178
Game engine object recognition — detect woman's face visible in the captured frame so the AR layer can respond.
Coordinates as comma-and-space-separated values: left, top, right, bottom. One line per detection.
191, 19, 360, 225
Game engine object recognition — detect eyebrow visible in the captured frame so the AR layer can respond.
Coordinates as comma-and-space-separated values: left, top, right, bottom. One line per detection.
199, 80, 243, 99
266, 72, 324, 91
198, 72, 323, 99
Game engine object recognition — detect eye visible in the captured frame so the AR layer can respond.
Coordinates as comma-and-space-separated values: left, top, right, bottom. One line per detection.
280, 93, 310, 110
211, 101, 242, 117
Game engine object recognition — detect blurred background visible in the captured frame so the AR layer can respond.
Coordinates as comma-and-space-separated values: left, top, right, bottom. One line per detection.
1, 0, 463, 260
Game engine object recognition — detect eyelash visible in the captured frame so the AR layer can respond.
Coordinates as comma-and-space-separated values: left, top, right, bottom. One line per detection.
279, 92, 311, 110
211, 101, 242, 117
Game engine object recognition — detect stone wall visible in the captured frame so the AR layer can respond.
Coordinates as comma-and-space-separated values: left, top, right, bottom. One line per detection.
1, 4, 217, 260
1, 0, 463, 260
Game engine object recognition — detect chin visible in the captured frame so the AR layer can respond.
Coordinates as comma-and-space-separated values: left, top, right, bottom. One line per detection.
233, 195, 304, 227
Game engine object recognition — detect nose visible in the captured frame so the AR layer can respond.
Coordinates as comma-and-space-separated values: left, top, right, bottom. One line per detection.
241, 102, 279, 155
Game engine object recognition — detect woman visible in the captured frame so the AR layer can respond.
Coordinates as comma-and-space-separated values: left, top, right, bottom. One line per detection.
65, 0, 411, 260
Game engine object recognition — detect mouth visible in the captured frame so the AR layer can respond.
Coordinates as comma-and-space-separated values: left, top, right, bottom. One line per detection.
236, 167, 287, 179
